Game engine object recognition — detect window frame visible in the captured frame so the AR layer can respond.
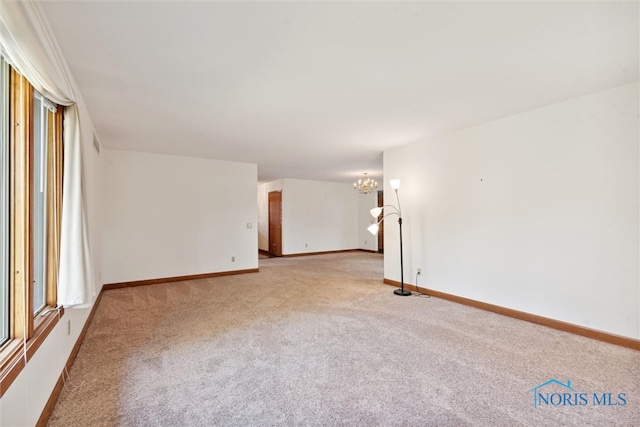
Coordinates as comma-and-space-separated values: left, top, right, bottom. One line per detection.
0, 63, 65, 398
32, 92, 50, 316
0, 57, 9, 347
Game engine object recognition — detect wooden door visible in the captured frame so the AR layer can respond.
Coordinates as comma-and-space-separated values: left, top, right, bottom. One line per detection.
377, 191, 384, 253
268, 191, 283, 256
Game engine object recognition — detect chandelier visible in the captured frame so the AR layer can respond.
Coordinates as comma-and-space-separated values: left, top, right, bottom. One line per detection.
353, 173, 378, 194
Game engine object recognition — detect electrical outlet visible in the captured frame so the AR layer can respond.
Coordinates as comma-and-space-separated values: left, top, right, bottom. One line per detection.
67, 319, 71, 336
305, 243, 308, 248
231, 256, 236, 262
417, 268, 422, 275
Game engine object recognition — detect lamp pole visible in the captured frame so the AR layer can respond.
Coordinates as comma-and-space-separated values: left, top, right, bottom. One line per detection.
393, 185, 410, 296
368, 179, 411, 296
394, 215, 410, 296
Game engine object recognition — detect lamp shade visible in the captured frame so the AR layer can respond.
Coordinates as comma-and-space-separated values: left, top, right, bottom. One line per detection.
367, 223, 379, 235
390, 179, 400, 190
370, 207, 383, 218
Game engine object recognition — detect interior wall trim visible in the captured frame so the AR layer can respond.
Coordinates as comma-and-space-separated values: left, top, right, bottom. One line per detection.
0, 307, 64, 399
383, 278, 640, 351
36, 288, 105, 427
103, 268, 260, 290
283, 249, 378, 258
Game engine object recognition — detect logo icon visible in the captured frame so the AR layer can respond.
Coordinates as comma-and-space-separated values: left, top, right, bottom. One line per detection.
528, 379, 577, 408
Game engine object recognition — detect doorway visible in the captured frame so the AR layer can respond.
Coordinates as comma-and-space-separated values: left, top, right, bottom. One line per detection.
268, 191, 283, 257
377, 190, 384, 253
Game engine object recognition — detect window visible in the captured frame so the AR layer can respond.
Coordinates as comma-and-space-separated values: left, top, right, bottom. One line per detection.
0, 58, 8, 346
0, 59, 64, 396
32, 92, 58, 316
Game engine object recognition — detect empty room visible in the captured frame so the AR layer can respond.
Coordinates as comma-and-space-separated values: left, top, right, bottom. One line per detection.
0, 1, 639, 426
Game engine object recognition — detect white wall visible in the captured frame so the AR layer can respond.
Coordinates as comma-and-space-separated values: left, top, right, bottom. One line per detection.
384, 82, 639, 339
258, 179, 368, 255
358, 191, 379, 251
102, 150, 258, 283
267, 179, 358, 254
1, 101, 103, 427
282, 179, 358, 254
257, 180, 284, 252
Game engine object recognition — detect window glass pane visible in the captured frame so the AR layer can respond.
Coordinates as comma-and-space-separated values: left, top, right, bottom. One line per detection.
0, 58, 8, 344
32, 94, 48, 316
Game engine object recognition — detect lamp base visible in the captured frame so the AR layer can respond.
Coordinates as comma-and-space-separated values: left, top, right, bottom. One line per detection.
394, 289, 412, 296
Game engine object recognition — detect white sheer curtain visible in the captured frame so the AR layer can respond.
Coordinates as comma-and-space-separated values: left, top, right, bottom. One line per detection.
0, 0, 95, 307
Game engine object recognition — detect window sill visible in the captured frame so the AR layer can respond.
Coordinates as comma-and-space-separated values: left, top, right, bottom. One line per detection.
0, 307, 64, 397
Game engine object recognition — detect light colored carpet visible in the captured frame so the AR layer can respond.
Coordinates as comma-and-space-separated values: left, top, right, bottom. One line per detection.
48, 252, 639, 426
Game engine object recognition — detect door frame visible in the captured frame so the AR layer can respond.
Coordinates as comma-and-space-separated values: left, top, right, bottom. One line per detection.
377, 190, 384, 254
268, 190, 283, 257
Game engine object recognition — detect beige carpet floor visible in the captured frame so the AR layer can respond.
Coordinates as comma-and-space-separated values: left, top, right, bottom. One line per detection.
48, 252, 639, 426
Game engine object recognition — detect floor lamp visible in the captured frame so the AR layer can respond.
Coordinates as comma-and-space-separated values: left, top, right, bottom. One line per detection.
367, 179, 411, 296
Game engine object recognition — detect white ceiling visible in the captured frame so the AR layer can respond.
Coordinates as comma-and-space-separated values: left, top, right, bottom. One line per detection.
40, 1, 638, 184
